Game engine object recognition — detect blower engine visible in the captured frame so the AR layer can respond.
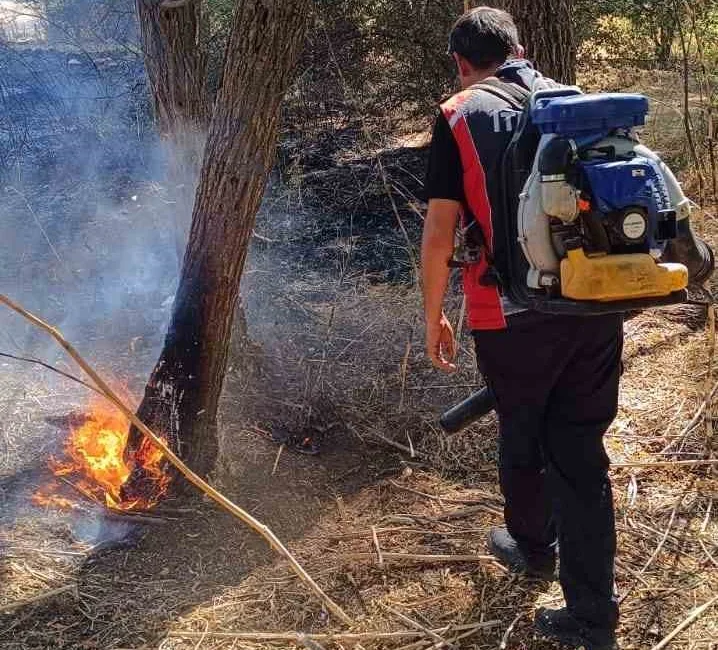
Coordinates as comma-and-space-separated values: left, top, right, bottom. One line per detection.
500, 88, 713, 313
440, 88, 715, 434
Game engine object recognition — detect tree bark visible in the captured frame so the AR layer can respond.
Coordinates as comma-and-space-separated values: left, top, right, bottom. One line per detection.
136, 0, 209, 140
498, 0, 576, 85
136, 0, 211, 261
124, 0, 312, 489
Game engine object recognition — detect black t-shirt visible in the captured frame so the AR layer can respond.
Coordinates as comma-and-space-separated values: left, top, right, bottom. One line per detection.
424, 111, 464, 203
422, 104, 528, 318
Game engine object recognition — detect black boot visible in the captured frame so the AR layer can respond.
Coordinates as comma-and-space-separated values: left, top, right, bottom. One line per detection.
488, 527, 556, 580
535, 608, 618, 650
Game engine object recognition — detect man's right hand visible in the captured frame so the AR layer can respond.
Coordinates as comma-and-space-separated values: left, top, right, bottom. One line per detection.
426, 313, 457, 373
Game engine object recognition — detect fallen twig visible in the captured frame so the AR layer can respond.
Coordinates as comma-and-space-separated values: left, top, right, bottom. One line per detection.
0, 584, 76, 612
388, 480, 503, 505
371, 525, 384, 566
348, 423, 425, 458
384, 505, 501, 524
346, 552, 494, 564
298, 635, 328, 650
429, 504, 503, 520
612, 458, 718, 468
0, 351, 102, 396
167, 622, 502, 643
649, 595, 718, 650
271, 444, 284, 476
398, 322, 414, 412
379, 603, 452, 649
0, 293, 353, 626
659, 375, 718, 455
103, 510, 171, 526
397, 621, 496, 650
377, 155, 419, 281
499, 612, 523, 650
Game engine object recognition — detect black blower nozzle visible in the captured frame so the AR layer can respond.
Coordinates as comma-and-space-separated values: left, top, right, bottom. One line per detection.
439, 387, 496, 433
662, 218, 715, 285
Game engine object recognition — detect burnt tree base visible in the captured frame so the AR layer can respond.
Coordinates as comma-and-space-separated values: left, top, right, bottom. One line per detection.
124, 0, 312, 504
123, 281, 221, 499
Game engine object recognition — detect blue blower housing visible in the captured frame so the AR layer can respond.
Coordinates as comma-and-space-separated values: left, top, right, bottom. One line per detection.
532, 92, 672, 250
531, 93, 649, 137
580, 157, 672, 249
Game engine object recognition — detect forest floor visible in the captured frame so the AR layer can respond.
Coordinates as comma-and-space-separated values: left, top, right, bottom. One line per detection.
0, 52, 716, 650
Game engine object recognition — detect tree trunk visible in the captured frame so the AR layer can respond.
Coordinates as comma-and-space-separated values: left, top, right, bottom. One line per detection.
653, 24, 676, 69
136, 0, 209, 140
123, 0, 312, 490
136, 0, 212, 264
498, 0, 576, 85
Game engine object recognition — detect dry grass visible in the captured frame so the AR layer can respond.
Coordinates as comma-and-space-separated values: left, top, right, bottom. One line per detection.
1, 66, 717, 650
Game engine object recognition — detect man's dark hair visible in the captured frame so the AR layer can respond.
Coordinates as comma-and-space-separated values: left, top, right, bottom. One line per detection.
448, 6, 519, 70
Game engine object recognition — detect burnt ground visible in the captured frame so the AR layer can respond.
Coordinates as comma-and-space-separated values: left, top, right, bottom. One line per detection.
0, 47, 716, 650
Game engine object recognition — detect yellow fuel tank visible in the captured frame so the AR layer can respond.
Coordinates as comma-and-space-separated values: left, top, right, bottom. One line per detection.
560, 248, 688, 302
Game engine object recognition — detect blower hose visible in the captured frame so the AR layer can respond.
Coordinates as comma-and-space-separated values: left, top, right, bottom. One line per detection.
439, 387, 496, 433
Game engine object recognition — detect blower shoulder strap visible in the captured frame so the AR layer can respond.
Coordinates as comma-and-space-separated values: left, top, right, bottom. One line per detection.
472, 78, 531, 111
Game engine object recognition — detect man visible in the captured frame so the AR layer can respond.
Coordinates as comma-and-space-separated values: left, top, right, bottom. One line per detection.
422, 8, 622, 650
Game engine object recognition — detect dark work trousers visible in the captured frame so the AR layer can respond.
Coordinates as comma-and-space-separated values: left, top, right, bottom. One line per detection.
473, 311, 623, 630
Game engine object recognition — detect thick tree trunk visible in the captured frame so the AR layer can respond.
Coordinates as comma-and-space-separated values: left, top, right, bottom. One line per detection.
136, 0, 211, 260
498, 0, 576, 85
653, 25, 676, 69
124, 0, 312, 489
136, 0, 209, 140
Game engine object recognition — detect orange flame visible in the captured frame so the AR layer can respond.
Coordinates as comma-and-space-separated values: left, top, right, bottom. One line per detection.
35, 399, 171, 511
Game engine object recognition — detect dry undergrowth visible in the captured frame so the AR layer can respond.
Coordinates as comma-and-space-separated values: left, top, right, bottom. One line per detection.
1, 66, 717, 650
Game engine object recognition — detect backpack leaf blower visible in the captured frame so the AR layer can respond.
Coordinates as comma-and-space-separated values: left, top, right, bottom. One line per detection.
500, 88, 714, 313
440, 88, 714, 433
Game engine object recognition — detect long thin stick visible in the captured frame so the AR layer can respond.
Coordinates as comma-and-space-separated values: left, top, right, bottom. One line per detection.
0, 351, 103, 396
388, 479, 503, 505
499, 612, 523, 650
0, 584, 76, 612
649, 595, 718, 650
379, 603, 451, 648
612, 458, 718, 468
371, 525, 384, 566
346, 552, 494, 564
0, 294, 353, 626
660, 375, 718, 455
167, 622, 502, 642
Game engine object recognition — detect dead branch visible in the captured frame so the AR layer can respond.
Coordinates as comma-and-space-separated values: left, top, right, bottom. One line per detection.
0, 293, 353, 626
660, 375, 718, 455
0, 351, 102, 396
649, 595, 718, 650
166, 622, 502, 642
379, 603, 453, 649
371, 525, 384, 566
388, 479, 503, 505
612, 458, 718, 468
346, 552, 494, 564
0, 584, 77, 612
499, 612, 523, 650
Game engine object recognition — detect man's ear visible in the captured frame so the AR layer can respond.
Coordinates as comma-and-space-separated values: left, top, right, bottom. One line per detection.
453, 52, 474, 78
515, 44, 525, 59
